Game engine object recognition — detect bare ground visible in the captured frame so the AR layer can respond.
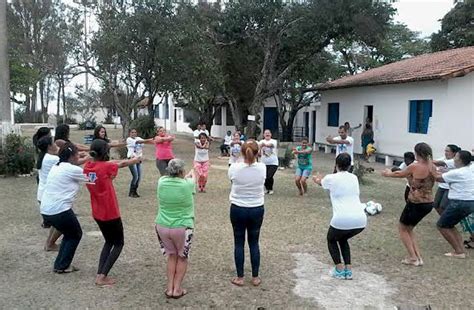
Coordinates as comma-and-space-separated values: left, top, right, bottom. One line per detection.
0, 128, 472, 309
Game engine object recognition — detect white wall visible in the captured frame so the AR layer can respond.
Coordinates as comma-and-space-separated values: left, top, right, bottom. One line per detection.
316, 73, 474, 158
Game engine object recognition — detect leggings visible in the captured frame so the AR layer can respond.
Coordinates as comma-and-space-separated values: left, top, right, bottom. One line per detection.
230, 204, 264, 277
327, 226, 364, 265
156, 159, 171, 176
264, 165, 278, 191
95, 218, 124, 276
42, 209, 82, 271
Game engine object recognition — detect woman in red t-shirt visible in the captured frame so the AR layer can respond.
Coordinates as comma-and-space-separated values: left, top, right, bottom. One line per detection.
154, 127, 175, 176
84, 139, 140, 287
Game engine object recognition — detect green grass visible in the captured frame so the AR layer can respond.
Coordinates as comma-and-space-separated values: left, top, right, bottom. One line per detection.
0, 128, 471, 308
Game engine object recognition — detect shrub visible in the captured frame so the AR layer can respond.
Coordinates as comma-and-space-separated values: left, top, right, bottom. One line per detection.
1, 134, 35, 176
130, 115, 156, 139
57, 116, 78, 125
352, 159, 374, 185
104, 114, 114, 124
78, 119, 97, 130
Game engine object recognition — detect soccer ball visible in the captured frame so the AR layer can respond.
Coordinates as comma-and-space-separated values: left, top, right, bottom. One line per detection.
365, 201, 381, 216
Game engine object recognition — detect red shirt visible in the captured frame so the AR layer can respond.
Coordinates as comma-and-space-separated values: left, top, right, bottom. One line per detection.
84, 161, 120, 221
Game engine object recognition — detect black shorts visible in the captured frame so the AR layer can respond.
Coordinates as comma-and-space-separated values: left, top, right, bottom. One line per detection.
404, 186, 410, 203
399, 201, 433, 227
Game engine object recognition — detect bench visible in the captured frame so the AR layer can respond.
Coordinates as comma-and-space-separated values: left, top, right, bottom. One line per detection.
83, 134, 94, 145
374, 153, 404, 167
313, 142, 336, 154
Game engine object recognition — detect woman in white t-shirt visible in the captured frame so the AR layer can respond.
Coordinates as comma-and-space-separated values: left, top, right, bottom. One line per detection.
432, 144, 460, 215
313, 153, 367, 280
194, 132, 210, 192
40, 142, 88, 273
435, 150, 474, 259
36, 136, 62, 251
228, 140, 266, 287
259, 129, 278, 194
126, 128, 153, 198
229, 132, 243, 166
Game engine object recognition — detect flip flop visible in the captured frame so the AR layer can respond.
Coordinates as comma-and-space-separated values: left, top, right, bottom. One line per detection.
54, 265, 80, 274
401, 258, 421, 266
172, 289, 187, 299
164, 291, 173, 299
231, 277, 244, 286
465, 242, 474, 249
251, 277, 262, 287
444, 252, 466, 259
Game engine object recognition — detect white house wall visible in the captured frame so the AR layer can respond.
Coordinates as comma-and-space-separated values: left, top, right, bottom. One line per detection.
317, 73, 474, 158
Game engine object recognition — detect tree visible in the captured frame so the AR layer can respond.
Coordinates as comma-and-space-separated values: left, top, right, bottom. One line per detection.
431, 0, 474, 51
205, 0, 394, 137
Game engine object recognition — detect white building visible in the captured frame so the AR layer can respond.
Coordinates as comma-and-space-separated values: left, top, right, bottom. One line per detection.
308, 46, 474, 163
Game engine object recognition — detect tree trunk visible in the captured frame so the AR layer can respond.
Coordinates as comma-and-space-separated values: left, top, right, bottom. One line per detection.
25, 92, 31, 122
0, 0, 11, 125
228, 97, 243, 132
56, 78, 61, 118
61, 78, 66, 122
39, 78, 45, 123
31, 84, 37, 122
281, 111, 297, 142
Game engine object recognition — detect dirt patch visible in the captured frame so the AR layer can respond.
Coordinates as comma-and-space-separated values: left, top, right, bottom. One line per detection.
293, 253, 396, 309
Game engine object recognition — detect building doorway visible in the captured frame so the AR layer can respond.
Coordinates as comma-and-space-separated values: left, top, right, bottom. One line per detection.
364, 105, 373, 126
311, 110, 316, 143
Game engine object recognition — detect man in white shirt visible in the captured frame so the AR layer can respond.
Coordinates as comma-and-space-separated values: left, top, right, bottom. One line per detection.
193, 124, 202, 140
435, 150, 474, 259
326, 126, 355, 173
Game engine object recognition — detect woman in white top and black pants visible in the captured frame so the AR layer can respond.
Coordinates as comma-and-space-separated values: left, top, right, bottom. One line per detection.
313, 153, 367, 280
259, 129, 278, 194
40, 143, 88, 273
228, 140, 266, 287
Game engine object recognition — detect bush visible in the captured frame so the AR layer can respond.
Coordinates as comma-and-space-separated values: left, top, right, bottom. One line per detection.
0, 134, 35, 176
130, 115, 156, 139
78, 119, 97, 130
352, 159, 374, 185
104, 114, 114, 124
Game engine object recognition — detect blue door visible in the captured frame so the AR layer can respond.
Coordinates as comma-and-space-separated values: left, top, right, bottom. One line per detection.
263, 107, 279, 137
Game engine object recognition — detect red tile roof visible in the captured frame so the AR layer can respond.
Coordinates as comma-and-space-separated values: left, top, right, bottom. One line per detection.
318, 46, 474, 91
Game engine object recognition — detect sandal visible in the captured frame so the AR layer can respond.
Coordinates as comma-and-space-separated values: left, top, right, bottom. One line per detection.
54, 265, 80, 274
172, 289, 187, 299
401, 258, 421, 266
164, 290, 173, 299
444, 252, 466, 259
465, 242, 474, 249
231, 277, 244, 286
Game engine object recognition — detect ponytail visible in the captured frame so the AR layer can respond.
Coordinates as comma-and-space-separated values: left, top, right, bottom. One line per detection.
36, 136, 53, 170
57, 142, 78, 165
241, 139, 259, 165
89, 139, 110, 161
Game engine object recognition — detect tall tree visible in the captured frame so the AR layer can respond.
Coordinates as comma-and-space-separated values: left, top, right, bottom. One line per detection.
431, 0, 474, 51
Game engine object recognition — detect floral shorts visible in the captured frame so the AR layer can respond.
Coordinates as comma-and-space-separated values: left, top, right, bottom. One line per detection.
155, 224, 193, 258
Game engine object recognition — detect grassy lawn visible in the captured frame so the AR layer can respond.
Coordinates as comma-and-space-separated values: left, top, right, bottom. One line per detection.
0, 128, 472, 309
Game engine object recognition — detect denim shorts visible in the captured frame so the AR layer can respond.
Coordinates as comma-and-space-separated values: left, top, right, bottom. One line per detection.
437, 199, 474, 229
295, 167, 312, 177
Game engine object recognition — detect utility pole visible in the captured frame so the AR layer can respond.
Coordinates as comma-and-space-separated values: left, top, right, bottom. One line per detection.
0, 0, 13, 127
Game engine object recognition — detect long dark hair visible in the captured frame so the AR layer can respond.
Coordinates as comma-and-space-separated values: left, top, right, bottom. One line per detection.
36, 136, 54, 170
57, 142, 78, 165
89, 139, 110, 161
55, 124, 70, 142
33, 127, 51, 151
93, 125, 110, 142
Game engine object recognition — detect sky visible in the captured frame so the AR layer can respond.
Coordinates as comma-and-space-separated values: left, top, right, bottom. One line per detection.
392, 0, 453, 37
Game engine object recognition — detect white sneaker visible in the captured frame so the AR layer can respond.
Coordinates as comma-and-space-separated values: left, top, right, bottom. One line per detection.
268, 190, 274, 195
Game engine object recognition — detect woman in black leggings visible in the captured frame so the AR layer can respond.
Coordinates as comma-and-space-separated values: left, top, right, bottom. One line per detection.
313, 153, 367, 280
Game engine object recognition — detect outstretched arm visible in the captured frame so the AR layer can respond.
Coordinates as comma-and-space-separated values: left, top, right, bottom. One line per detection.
326, 136, 350, 145
110, 157, 141, 168
382, 165, 413, 178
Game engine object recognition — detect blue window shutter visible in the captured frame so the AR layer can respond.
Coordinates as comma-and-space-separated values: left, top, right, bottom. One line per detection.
409, 100, 417, 133
421, 100, 432, 134
327, 102, 339, 127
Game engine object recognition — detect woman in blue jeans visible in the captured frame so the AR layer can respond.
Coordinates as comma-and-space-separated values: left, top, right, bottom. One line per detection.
126, 128, 153, 197
228, 140, 266, 286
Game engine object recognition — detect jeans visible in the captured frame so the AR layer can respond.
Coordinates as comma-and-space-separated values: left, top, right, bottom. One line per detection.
42, 209, 82, 270
230, 204, 264, 277
128, 162, 142, 191
437, 199, 474, 229
327, 226, 364, 265
220, 144, 230, 155
156, 159, 171, 176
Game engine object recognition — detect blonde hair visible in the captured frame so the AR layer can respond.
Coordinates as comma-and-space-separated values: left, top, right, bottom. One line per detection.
241, 139, 259, 165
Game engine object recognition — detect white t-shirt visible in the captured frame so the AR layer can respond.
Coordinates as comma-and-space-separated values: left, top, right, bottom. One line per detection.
40, 163, 88, 215
442, 165, 474, 200
333, 136, 354, 165
321, 171, 367, 230
436, 157, 456, 189
229, 143, 242, 164
228, 162, 266, 207
37, 153, 60, 202
126, 137, 144, 158
259, 139, 279, 166
224, 135, 232, 146
194, 143, 209, 162
193, 129, 201, 138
